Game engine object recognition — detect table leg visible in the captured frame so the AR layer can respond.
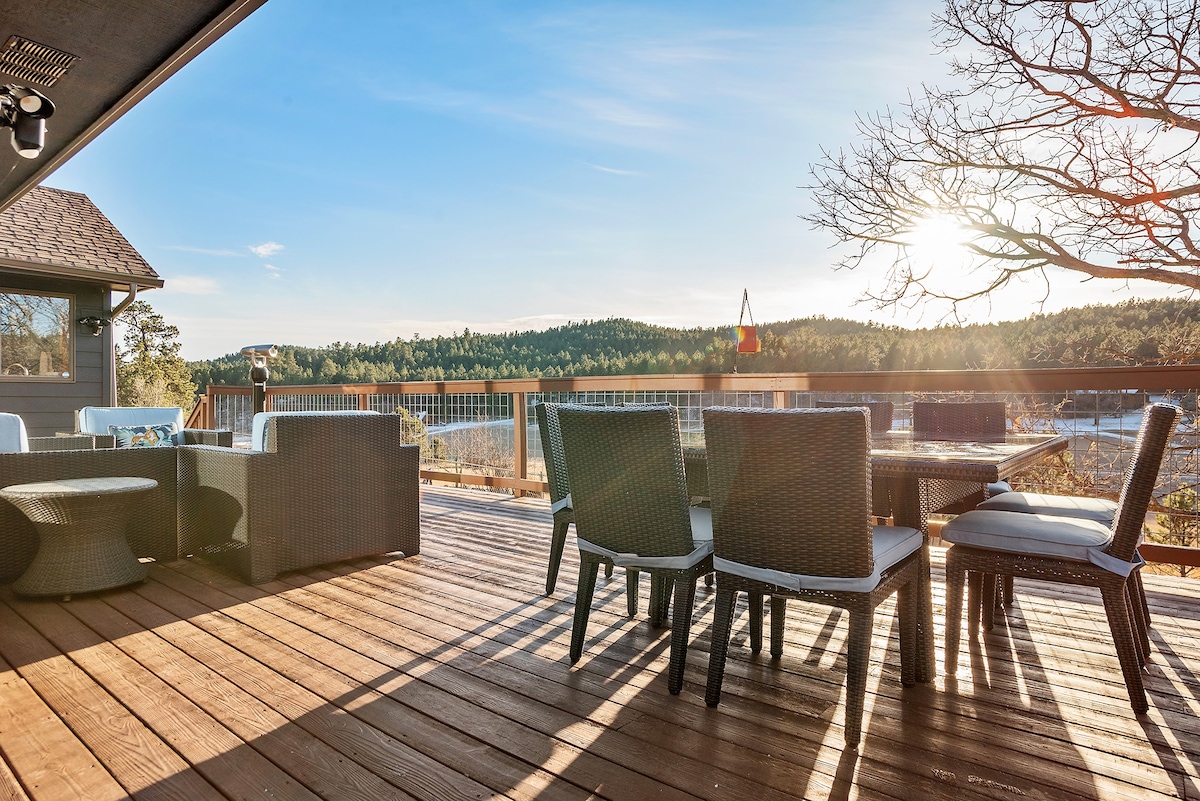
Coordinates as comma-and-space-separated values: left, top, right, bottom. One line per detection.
889, 475, 935, 683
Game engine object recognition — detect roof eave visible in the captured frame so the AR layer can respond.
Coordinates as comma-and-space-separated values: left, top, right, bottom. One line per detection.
0, 0, 269, 214
0, 256, 164, 291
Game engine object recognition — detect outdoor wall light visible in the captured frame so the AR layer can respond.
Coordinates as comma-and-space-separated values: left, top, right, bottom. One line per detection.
0, 84, 55, 159
77, 316, 110, 337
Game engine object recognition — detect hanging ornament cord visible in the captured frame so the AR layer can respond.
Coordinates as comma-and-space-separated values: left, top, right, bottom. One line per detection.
738, 288, 755, 327
732, 288, 758, 373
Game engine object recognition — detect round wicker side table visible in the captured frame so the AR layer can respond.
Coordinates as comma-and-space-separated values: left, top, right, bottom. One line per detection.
0, 476, 157, 600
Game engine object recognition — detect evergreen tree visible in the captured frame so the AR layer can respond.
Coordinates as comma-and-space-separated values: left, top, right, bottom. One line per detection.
116, 301, 197, 408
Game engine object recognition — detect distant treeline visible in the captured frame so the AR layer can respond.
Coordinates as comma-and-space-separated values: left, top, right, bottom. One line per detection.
188, 298, 1200, 388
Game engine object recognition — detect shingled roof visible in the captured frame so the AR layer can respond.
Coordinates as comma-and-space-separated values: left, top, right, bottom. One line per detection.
0, 185, 161, 289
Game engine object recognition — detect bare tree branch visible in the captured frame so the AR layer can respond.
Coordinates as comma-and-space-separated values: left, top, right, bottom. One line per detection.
806, 0, 1200, 314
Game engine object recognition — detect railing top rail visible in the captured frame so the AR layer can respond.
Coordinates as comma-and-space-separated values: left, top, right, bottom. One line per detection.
199, 364, 1200, 397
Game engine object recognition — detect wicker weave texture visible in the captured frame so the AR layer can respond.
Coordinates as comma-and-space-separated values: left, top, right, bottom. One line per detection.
0, 447, 179, 584
557, 405, 693, 558
815, 400, 894, 433
700, 406, 925, 746
943, 402, 1182, 712
912, 401, 1006, 442
179, 414, 420, 584
704, 406, 874, 578
2, 478, 154, 596
534, 403, 570, 507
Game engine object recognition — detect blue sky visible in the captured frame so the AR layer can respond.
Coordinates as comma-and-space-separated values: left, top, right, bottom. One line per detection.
48, 0, 1169, 360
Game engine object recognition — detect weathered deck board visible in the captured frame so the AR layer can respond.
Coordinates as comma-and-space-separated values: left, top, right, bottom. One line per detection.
0, 485, 1195, 800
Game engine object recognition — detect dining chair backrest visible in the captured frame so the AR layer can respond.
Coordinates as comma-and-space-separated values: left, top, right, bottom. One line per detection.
703, 406, 874, 579
912, 400, 1006, 442
534, 402, 571, 507
1107, 402, 1181, 563
557, 404, 694, 557
816, 400, 894, 434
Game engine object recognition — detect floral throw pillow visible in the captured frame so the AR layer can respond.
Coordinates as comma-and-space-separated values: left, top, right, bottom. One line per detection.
109, 423, 178, 448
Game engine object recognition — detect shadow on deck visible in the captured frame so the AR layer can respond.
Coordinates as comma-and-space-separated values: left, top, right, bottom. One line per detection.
0, 485, 1196, 800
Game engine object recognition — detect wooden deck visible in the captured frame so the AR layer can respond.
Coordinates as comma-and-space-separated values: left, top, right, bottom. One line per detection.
0, 485, 1197, 800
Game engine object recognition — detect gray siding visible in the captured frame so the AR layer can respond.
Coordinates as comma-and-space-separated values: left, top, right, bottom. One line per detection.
0, 272, 109, 436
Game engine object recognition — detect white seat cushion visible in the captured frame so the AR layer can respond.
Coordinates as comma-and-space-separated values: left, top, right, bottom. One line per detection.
576, 507, 714, 570
987, 480, 1012, 497
250, 410, 379, 451
0, 413, 29, 453
977, 491, 1117, 524
713, 524, 922, 593
941, 509, 1137, 576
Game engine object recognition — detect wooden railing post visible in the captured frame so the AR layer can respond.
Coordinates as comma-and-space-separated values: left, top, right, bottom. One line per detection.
513, 392, 528, 497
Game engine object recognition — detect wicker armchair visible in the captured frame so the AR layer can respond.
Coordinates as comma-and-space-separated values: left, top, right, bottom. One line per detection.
941, 402, 1181, 713
557, 404, 713, 695
178, 412, 420, 584
0, 446, 179, 584
701, 407, 924, 747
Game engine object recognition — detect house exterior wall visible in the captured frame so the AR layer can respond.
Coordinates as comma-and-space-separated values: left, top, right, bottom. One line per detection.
0, 271, 109, 436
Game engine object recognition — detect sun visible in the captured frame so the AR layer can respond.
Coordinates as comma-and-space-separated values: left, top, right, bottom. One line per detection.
905, 214, 969, 266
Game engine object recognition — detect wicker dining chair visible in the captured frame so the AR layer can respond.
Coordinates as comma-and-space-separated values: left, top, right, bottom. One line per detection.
941, 402, 1181, 713
701, 406, 924, 747
816, 399, 894, 433
557, 404, 713, 695
534, 402, 617, 597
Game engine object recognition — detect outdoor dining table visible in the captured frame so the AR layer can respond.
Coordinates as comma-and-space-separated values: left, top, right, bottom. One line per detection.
684, 430, 1069, 680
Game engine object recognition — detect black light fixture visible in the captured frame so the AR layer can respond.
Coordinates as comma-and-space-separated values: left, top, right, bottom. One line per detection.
77, 315, 110, 337
0, 84, 55, 159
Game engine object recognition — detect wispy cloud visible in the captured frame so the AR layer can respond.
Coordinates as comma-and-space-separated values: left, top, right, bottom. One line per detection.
164, 275, 220, 295
161, 245, 244, 257
249, 241, 284, 258
585, 162, 641, 176
264, 264, 283, 279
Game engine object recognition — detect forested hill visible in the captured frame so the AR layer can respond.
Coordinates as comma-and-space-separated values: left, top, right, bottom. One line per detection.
188, 298, 1200, 387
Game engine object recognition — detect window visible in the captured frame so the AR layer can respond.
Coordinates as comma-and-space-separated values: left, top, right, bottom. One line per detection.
0, 291, 72, 379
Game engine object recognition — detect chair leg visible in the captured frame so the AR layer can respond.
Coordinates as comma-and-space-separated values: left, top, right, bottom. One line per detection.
1100, 581, 1149, 714
898, 576, 918, 687
667, 573, 698, 695
1126, 582, 1150, 668
626, 568, 640, 617
944, 548, 965, 676
605, 562, 614, 579
570, 556, 601, 663
981, 573, 997, 632
649, 573, 673, 627
1129, 570, 1152, 660
966, 570, 983, 636
705, 572, 714, 587
1132, 570, 1153, 629
748, 592, 764, 653
769, 597, 786, 659
705, 586, 739, 706
1003, 574, 1015, 606
843, 604, 874, 747
545, 519, 569, 595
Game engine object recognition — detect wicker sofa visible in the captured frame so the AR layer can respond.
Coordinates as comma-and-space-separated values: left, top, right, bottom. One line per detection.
178, 412, 421, 584
74, 406, 233, 448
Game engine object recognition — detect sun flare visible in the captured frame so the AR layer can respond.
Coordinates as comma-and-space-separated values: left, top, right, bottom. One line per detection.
905, 214, 969, 266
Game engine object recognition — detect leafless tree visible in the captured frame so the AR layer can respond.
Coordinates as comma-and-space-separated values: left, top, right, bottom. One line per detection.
807, 0, 1200, 316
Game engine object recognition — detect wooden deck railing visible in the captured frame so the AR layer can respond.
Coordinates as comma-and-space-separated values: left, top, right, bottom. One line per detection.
189, 366, 1200, 569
